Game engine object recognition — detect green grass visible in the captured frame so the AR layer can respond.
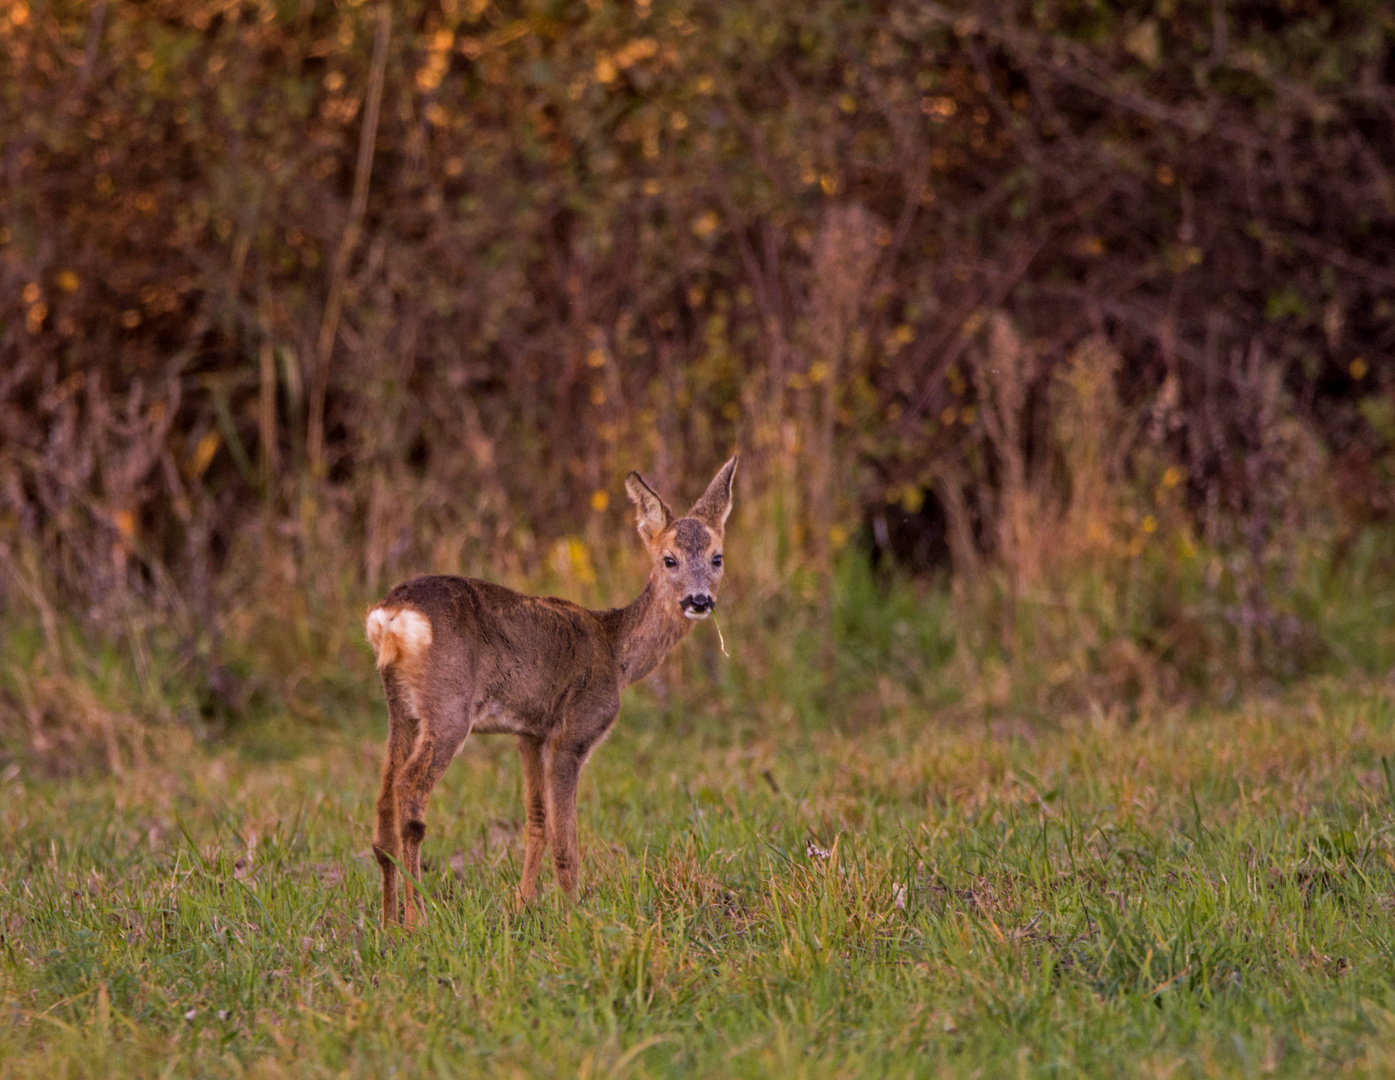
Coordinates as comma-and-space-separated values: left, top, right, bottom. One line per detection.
5, 676, 1395, 1078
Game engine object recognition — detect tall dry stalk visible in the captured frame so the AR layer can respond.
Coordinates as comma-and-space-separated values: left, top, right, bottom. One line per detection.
257, 277, 280, 491
806, 206, 879, 649
971, 312, 1037, 654
1051, 335, 1125, 559
307, 4, 391, 488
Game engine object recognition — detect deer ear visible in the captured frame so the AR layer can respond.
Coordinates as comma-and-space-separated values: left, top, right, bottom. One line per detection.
625, 471, 672, 545
690, 455, 737, 530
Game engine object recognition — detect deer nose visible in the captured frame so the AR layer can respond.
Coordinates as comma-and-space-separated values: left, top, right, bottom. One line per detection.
681, 593, 714, 615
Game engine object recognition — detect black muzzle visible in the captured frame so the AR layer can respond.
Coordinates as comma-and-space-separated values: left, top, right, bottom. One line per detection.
681, 594, 714, 616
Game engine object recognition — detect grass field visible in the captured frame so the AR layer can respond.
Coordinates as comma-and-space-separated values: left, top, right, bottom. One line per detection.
4, 663, 1395, 1079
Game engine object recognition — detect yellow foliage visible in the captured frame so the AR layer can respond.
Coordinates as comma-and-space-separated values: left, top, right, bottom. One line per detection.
690, 211, 719, 239
552, 537, 597, 585
612, 38, 658, 69
189, 431, 220, 480
922, 96, 956, 119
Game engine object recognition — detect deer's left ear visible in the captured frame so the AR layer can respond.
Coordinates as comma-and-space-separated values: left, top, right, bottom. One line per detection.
690, 455, 737, 531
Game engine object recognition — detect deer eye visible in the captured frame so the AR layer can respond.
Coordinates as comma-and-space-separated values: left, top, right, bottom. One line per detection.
663, 555, 678, 568
711, 553, 723, 568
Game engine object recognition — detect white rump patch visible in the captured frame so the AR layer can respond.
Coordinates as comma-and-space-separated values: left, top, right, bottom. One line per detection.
365, 606, 433, 670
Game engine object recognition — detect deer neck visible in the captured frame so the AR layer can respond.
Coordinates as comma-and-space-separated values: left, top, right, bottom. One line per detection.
607, 580, 693, 689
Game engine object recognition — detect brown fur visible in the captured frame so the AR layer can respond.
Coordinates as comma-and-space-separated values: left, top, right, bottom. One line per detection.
366, 457, 736, 927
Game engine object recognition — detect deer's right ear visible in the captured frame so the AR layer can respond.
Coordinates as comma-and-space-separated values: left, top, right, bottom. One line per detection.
625, 472, 672, 546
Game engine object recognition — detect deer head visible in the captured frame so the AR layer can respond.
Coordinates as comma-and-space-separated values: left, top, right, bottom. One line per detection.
625, 456, 736, 621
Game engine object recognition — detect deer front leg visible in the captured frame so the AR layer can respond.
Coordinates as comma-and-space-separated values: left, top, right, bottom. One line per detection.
395, 727, 464, 930
517, 736, 548, 904
545, 749, 584, 897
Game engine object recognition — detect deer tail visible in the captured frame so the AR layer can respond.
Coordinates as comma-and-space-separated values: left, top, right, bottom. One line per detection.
365, 607, 433, 670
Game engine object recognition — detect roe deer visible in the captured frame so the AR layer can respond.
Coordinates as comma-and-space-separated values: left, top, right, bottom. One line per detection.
365, 456, 736, 927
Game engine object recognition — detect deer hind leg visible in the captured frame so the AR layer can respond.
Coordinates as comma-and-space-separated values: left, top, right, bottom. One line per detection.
395, 720, 466, 930
517, 736, 548, 903
545, 748, 584, 897
373, 676, 418, 927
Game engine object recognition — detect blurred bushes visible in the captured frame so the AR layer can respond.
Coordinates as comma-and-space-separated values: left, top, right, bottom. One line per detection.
3, 0, 1395, 760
